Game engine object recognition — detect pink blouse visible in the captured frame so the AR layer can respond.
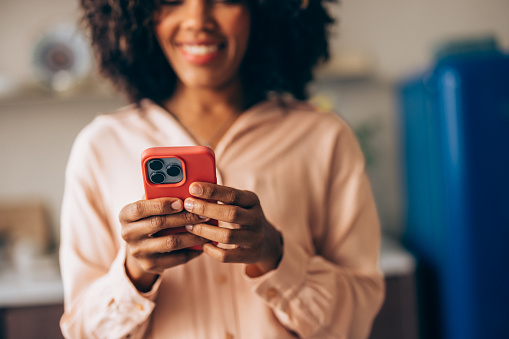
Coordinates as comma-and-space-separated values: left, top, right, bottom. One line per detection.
59, 99, 384, 339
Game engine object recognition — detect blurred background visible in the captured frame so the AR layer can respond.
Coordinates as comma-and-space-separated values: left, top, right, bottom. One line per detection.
1, 0, 508, 338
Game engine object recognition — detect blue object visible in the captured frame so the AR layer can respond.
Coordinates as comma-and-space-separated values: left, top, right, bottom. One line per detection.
398, 40, 509, 339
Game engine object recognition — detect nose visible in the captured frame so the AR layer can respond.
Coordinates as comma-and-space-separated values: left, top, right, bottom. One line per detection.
181, 0, 216, 32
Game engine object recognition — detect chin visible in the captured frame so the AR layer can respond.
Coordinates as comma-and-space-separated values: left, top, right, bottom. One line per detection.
182, 74, 234, 90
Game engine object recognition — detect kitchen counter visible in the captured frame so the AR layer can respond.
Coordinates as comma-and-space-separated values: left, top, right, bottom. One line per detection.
379, 235, 416, 277
0, 237, 417, 339
0, 256, 63, 308
0, 236, 415, 307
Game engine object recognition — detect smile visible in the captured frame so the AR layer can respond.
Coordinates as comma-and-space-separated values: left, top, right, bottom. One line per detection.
176, 43, 224, 65
181, 44, 220, 56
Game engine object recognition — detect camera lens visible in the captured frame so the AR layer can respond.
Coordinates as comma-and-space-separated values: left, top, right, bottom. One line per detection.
149, 159, 164, 171
150, 172, 165, 184
167, 165, 181, 177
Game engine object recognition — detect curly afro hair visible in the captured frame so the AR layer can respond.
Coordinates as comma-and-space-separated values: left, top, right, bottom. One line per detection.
79, 0, 337, 105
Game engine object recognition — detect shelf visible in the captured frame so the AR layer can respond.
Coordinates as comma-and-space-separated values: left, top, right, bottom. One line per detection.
0, 82, 125, 108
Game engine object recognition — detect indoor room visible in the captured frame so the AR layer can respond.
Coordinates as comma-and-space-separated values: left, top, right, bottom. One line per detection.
1, 0, 508, 338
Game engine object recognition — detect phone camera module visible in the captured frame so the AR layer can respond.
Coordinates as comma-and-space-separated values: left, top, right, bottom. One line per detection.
166, 165, 182, 177
146, 157, 183, 184
149, 159, 164, 171
150, 172, 166, 184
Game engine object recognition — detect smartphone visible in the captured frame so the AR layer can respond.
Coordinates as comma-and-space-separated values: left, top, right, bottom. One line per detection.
141, 146, 217, 249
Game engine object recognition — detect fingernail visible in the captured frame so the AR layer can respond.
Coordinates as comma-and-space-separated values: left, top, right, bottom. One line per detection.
184, 199, 194, 211
190, 184, 203, 196
171, 200, 183, 211
185, 225, 194, 231
199, 215, 209, 220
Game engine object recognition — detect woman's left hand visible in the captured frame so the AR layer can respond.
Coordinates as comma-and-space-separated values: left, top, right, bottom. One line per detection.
183, 182, 283, 277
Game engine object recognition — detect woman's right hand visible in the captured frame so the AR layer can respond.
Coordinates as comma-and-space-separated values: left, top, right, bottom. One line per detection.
119, 197, 208, 292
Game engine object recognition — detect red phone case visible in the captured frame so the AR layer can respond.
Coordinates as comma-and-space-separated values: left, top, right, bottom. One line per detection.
141, 146, 217, 249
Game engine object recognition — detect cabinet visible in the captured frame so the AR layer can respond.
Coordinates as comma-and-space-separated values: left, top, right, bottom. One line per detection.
0, 304, 64, 339
370, 237, 419, 339
0, 259, 64, 339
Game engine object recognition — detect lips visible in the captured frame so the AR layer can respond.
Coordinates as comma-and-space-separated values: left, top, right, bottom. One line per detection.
176, 42, 225, 65
181, 44, 219, 55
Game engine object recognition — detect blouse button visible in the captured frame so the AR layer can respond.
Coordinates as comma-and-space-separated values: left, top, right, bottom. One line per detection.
267, 287, 278, 300
136, 303, 144, 311
217, 274, 227, 284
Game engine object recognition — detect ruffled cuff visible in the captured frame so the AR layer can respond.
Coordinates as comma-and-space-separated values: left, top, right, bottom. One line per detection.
91, 247, 162, 338
242, 236, 310, 310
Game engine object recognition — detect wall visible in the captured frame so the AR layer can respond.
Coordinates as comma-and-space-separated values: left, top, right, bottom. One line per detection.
0, 94, 126, 244
2, 0, 509, 82
327, 0, 509, 80
0, 0, 80, 85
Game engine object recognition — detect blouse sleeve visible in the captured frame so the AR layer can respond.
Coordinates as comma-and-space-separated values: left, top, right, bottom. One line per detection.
59, 127, 161, 339
245, 124, 385, 339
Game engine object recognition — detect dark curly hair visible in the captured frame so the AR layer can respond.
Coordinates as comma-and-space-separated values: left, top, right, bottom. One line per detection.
79, 0, 337, 105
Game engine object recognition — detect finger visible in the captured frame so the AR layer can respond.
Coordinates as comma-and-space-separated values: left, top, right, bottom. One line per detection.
131, 232, 209, 256
184, 198, 258, 226
190, 182, 259, 208
185, 223, 258, 245
138, 250, 203, 273
202, 243, 256, 264
120, 198, 183, 223
122, 211, 207, 242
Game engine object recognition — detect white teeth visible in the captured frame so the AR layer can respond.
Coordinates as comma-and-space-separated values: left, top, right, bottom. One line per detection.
182, 45, 219, 56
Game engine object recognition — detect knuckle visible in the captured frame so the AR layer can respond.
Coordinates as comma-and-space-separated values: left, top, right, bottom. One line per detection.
220, 230, 234, 244
249, 191, 260, 205
216, 249, 229, 263
140, 258, 155, 272
204, 185, 217, 199
225, 206, 240, 223
154, 199, 170, 215
121, 227, 131, 242
228, 190, 240, 205
148, 260, 161, 272
130, 201, 145, 219
150, 215, 165, 230
129, 244, 143, 258
119, 206, 128, 222
190, 223, 202, 234
194, 202, 206, 215
165, 235, 181, 251
184, 211, 197, 224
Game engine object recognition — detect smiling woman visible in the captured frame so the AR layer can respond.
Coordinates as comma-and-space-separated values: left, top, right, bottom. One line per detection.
154, 0, 251, 92
79, 0, 334, 104
60, 0, 384, 338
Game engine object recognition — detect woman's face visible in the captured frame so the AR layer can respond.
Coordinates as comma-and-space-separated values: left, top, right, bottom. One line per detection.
154, 0, 251, 91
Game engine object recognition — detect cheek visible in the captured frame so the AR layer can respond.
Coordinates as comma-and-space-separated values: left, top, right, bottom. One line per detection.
153, 13, 176, 50
154, 23, 167, 52
224, 9, 251, 46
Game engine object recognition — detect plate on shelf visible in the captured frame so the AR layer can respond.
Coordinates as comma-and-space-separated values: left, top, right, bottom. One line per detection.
31, 23, 93, 93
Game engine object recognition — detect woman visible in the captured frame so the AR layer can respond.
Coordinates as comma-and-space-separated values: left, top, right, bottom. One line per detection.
60, 0, 385, 338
